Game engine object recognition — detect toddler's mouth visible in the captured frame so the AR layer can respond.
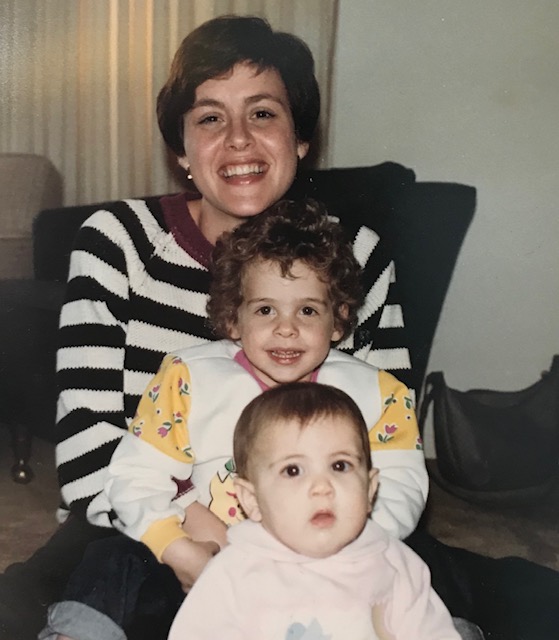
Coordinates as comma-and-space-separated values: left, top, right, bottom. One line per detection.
269, 350, 303, 364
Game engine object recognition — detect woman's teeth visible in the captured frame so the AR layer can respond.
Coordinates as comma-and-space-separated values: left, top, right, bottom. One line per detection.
222, 164, 264, 178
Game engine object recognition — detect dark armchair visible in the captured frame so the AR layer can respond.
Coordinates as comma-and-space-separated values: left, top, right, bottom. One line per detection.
0, 161, 475, 482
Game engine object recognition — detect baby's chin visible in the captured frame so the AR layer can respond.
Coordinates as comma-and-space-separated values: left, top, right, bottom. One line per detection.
284, 536, 353, 559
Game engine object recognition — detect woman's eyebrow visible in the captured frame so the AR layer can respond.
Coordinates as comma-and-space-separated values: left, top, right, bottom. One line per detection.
190, 98, 223, 110
190, 93, 286, 111
245, 93, 287, 106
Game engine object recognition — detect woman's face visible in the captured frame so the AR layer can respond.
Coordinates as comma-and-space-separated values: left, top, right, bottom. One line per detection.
179, 62, 309, 242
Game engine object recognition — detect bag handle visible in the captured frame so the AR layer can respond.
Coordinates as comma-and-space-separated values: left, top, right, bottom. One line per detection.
418, 371, 444, 437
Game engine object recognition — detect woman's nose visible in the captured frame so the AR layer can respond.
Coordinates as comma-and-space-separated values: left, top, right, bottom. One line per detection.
225, 118, 252, 150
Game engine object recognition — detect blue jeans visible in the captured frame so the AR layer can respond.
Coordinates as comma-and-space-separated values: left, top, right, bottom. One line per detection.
38, 535, 184, 640
40, 533, 484, 640
6, 519, 559, 640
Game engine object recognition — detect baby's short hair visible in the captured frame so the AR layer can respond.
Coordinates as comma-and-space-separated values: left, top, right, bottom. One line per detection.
233, 382, 372, 480
207, 198, 363, 341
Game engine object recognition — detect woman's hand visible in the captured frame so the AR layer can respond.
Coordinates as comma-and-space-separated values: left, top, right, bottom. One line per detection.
161, 537, 220, 592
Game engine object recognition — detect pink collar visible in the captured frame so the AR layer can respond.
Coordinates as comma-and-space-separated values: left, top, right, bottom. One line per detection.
233, 349, 320, 391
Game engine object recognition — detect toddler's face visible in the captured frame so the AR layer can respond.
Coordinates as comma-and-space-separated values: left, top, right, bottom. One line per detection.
236, 414, 377, 558
229, 259, 343, 387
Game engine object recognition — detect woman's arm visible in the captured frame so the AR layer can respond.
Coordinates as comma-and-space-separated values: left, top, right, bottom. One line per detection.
339, 224, 415, 390
56, 208, 131, 522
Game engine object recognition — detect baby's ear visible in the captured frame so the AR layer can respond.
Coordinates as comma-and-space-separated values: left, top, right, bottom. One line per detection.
233, 477, 262, 522
368, 468, 380, 513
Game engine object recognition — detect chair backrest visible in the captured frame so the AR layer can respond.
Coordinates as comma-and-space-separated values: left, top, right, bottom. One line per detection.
291, 163, 476, 395
33, 161, 476, 394
0, 153, 62, 279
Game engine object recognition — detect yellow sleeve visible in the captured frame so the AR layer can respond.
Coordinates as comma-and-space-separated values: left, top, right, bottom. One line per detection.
142, 516, 191, 562
369, 370, 423, 452
129, 354, 194, 463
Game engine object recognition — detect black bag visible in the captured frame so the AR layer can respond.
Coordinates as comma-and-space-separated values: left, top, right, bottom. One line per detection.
419, 356, 559, 505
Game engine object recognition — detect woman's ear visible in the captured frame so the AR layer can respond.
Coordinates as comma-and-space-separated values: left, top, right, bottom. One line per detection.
233, 477, 262, 522
177, 155, 190, 172
297, 140, 309, 161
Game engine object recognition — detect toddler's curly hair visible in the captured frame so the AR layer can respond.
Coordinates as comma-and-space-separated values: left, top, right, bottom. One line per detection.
207, 199, 364, 342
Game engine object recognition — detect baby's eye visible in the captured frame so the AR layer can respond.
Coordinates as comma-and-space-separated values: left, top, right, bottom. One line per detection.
300, 306, 317, 316
332, 460, 352, 472
281, 464, 301, 478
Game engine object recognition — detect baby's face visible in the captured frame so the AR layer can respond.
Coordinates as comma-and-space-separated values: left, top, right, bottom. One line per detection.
245, 414, 377, 558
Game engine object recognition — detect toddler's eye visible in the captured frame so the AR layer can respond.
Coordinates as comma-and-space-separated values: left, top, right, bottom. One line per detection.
256, 305, 272, 316
301, 306, 317, 316
281, 464, 301, 478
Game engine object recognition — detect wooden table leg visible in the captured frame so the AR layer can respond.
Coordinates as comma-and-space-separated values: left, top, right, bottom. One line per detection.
10, 423, 34, 484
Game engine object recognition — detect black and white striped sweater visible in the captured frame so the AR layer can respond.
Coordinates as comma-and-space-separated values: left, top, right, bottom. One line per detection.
56, 193, 411, 522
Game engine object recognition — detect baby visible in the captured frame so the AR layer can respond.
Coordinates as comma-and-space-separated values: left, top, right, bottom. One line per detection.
169, 382, 459, 640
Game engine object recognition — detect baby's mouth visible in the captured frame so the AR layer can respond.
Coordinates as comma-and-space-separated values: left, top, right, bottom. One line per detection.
311, 510, 335, 528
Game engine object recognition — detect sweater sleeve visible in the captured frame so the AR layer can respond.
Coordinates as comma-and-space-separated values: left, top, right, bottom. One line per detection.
380, 540, 460, 639
56, 208, 131, 520
369, 370, 428, 539
105, 354, 198, 559
338, 224, 414, 390
168, 553, 244, 640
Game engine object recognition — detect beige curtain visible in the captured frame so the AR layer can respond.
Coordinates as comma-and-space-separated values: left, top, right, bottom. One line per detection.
0, 0, 338, 206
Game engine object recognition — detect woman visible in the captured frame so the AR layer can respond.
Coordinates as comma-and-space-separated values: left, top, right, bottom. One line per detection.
0, 16, 410, 640
2, 14, 557, 640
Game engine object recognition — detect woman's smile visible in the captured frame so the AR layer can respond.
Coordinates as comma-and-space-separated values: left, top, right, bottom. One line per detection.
179, 62, 308, 243
219, 162, 266, 179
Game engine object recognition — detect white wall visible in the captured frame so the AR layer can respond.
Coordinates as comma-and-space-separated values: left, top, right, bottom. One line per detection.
329, 0, 559, 456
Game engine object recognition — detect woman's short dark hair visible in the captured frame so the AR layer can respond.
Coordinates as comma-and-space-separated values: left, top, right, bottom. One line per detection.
207, 198, 364, 342
234, 382, 372, 480
157, 15, 320, 156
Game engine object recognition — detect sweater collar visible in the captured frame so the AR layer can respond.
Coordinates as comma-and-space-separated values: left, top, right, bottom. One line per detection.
160, 192, 214, 269
228, 520, 388, 565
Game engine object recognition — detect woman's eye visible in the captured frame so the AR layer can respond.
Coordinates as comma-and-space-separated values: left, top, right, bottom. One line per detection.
281, 464, 301, 478
197, 114, 220, 125
332, 460, 351, 472
253, 109, 275, 120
